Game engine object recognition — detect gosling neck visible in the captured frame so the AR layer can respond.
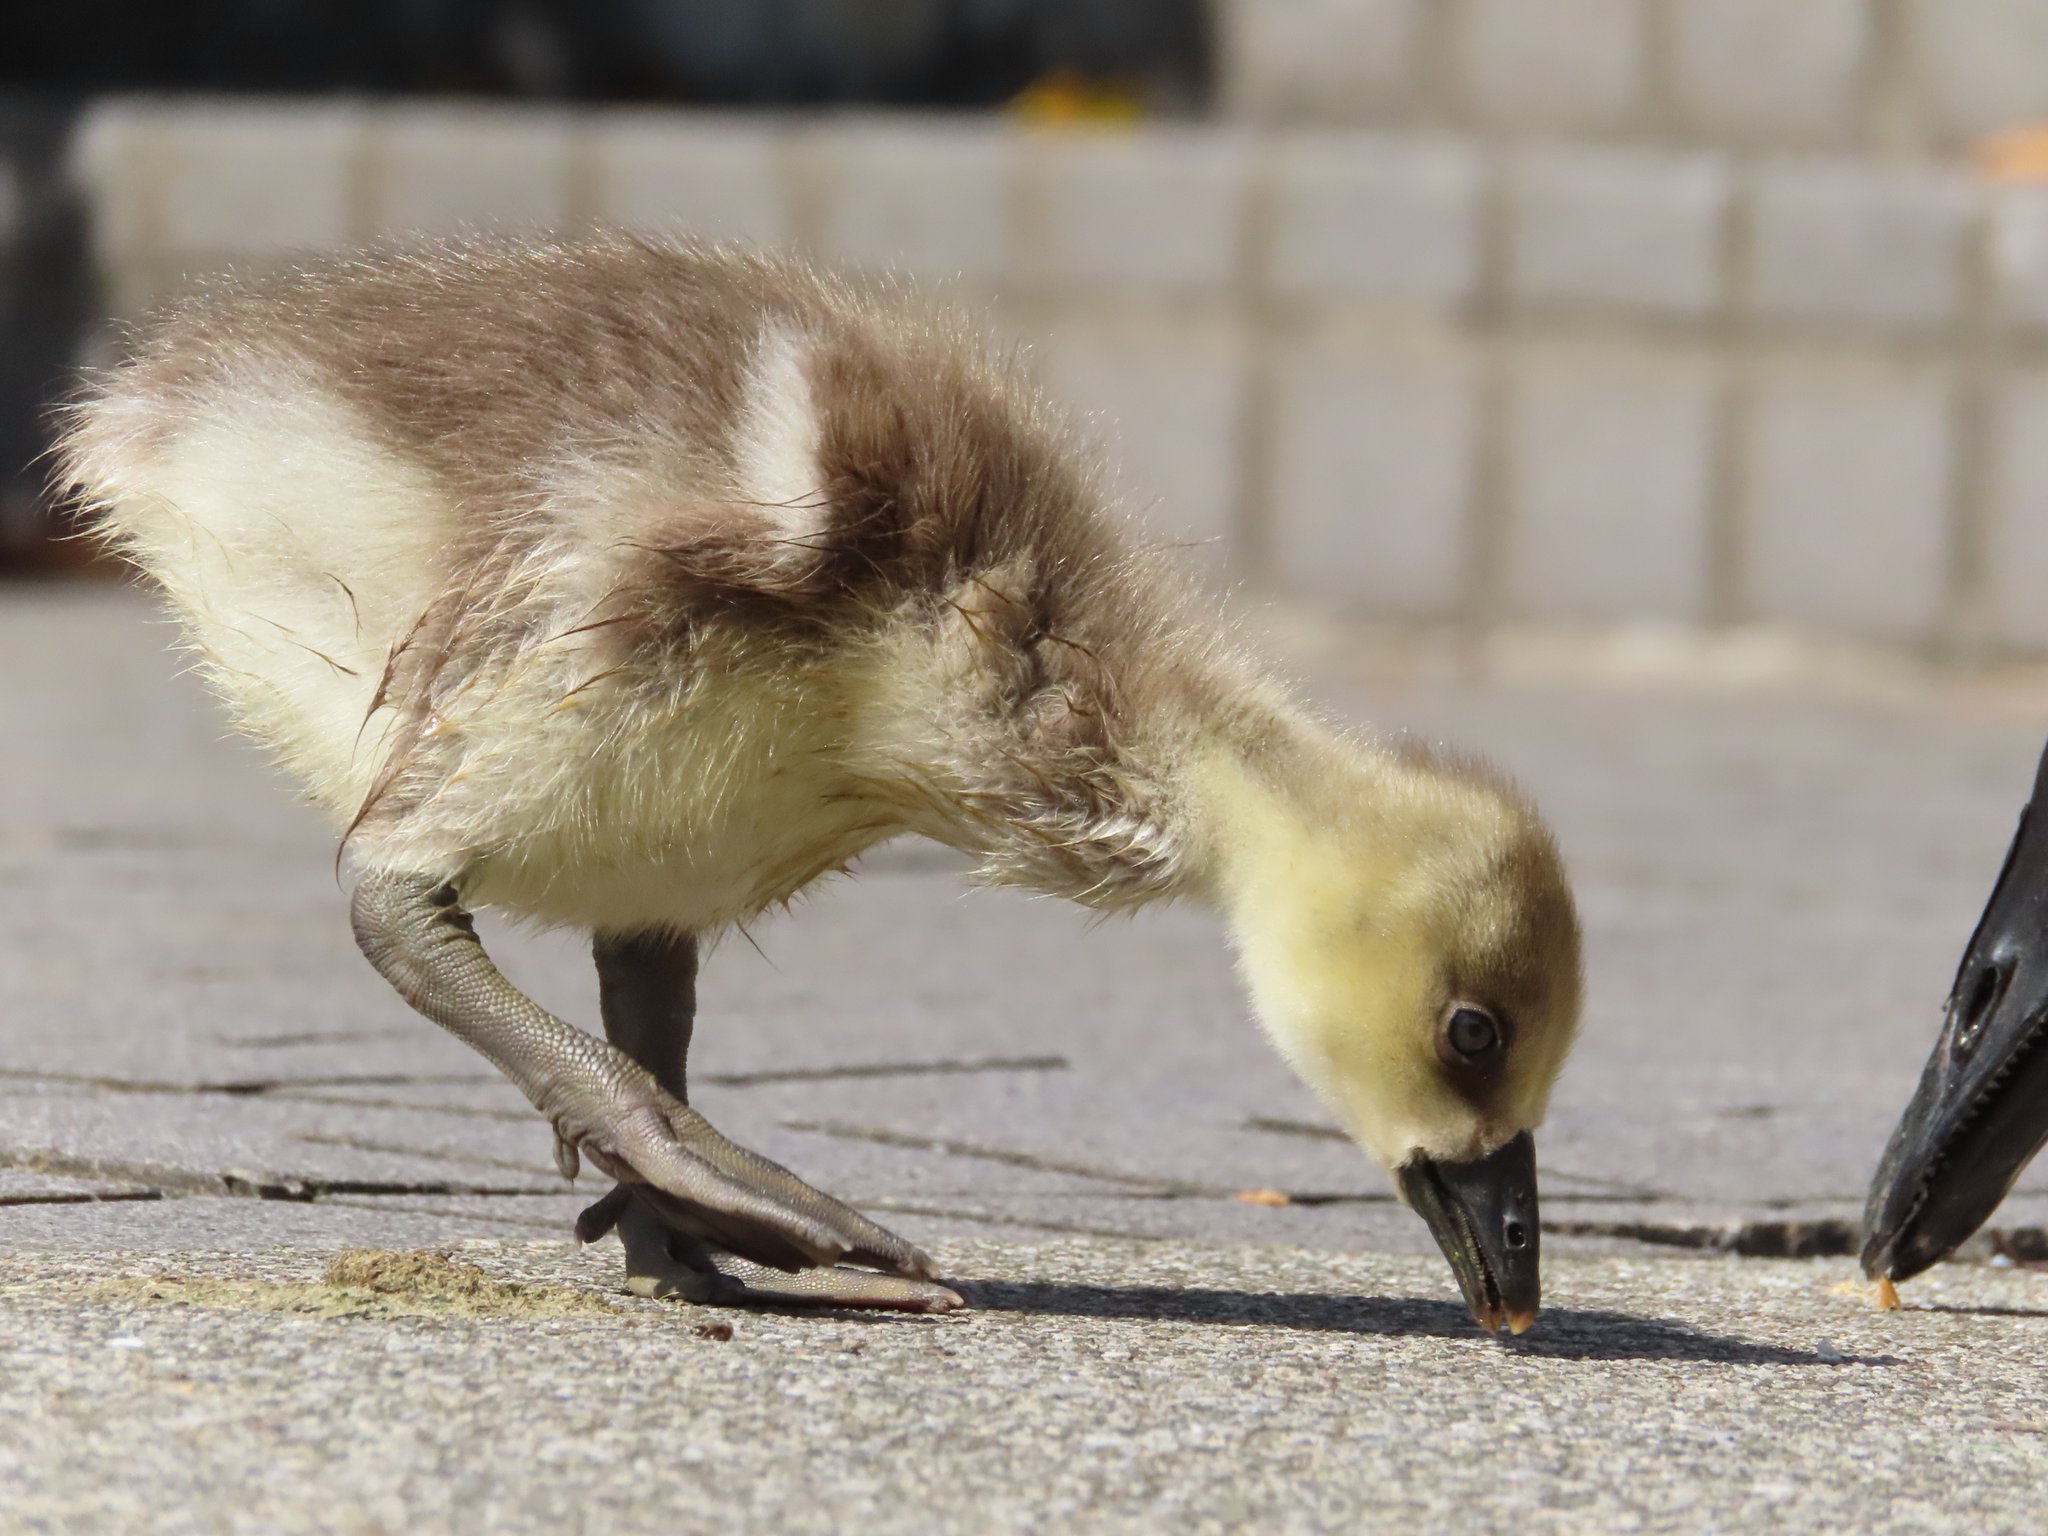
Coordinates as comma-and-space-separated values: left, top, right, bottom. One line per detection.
1176, 706, 1404, 924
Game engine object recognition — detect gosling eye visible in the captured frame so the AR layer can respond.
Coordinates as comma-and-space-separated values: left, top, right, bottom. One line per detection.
1442, 1005, 1503, 1064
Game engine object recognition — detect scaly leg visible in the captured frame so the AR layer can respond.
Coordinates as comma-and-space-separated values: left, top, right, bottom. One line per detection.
582, 928, 963, 1312
350, 872, 933, 1278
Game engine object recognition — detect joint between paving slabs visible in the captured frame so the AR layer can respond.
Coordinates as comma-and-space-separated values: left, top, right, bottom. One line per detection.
0, 1054, 1068, 1102
8, 1080, 2039, 1266
0, 1146, 563, 1207
1238, 1117, 2048, 1263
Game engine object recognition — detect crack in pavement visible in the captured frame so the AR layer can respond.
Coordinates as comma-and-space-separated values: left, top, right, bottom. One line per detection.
0, 1055, 1069, 1111
10, 1088, 2034, 1263
1239, 1116, 1350, 1143
1547, 1217, 1867, 1258
1049, 1186, 1396, 1205
788, 1122, 2041, 1264
858, 1198, 1172, 1242
257, 1092, 534, 1121
1243, 1116, 1659, 1193
0, 1068, 496, 1097
7, 1129, 2039, 1266
1545, 1216, 2044, 1262
698, 1054, 1067, 1088
0, 1147, 561, 1205
787, 1119, 1747, 1213
313, 1197, 575, 1232
218, 1028, 420, 1050
217, 1175, 566, 1202
791, 1119, 1748, 1214
782, 1120, 1225, 1196
1237, 1116, 1905, 1207
290, 1134, 555, 1177
0, 1189, 164, 1208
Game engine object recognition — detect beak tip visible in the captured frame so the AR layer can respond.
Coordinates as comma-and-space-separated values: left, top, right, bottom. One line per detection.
1506, 1309, 1538, 1336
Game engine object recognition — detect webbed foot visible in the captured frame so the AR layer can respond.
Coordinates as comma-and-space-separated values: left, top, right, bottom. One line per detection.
551, 1081, 935, 1279
578, 1185, 964, 1313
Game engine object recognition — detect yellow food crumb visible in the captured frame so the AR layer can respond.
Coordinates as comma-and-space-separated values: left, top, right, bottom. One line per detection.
1235, 1188, 1291, 1207
1830, 1275, 1904, 1310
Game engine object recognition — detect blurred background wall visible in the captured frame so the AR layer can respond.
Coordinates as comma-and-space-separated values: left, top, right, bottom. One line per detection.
9, 1, 2048, 658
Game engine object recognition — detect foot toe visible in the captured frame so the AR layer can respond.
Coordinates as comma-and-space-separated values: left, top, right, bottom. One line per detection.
719, 1260, 967, 1314
576, 1098, 939, 1281
611, 1195, 746, 1304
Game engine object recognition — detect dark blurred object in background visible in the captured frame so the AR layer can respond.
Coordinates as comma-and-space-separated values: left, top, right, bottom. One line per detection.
0, 0, 1211, 572
4, 1, 1211, 110
0, 99, 92, 574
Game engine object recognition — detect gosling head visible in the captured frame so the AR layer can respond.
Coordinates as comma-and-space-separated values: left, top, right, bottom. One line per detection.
1207, 740, 1583, 1335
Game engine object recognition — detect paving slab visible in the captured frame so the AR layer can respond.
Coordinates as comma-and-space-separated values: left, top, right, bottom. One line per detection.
2, 1238, 2046, 1535
8, 585, 2048, 1255
11, 584, 2048, 1528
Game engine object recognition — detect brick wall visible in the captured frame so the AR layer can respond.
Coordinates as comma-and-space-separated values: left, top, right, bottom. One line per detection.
1220, 0, 2048, 156
64, 100, 2048, 655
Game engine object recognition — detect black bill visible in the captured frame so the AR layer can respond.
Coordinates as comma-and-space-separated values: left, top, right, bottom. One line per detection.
1863, 739, 2048, 1283
1398, 1130, 1540, 1335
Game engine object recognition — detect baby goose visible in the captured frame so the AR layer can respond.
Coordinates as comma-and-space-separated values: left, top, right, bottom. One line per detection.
61, 234, 1582, 1331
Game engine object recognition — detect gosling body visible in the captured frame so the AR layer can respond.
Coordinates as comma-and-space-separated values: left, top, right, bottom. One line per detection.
63, 235, 1581, 1327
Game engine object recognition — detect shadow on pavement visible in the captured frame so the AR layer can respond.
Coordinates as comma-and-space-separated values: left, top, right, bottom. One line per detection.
958, 1279, 1891, 1366
1915, 1302, 2048, 1320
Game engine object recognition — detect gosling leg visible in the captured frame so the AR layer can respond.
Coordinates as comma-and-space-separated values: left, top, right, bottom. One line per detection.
349, 872, 931, 1277
585, 927, 963, 1313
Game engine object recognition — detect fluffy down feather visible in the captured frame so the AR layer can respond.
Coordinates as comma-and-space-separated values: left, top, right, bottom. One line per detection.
59, 231, 1581, 1176
59, 235, 1261, 931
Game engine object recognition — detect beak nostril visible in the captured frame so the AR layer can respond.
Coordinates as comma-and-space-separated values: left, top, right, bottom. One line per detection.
1957, 961, 2011, 1050
1504, 1220, 1528, 1251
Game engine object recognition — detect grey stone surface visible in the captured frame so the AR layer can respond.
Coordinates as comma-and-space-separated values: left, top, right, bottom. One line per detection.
1262, 133, 1482, 309
1505, 143, 1730, 320
1907, 0, 2048, 145
121, 102, 363, 261
1502, 345, 1718, 623
1746, 160, 1979, 335
67, 101, 181, 271
366, 106, 576, 236
1032, 131, 1251, 295
4, 1239, 2047, 1535
1217, 0, 1426, 122
1738, 362, 1954, 642
62, 96, 2048, 659
1668, 0, 1873, 148
1455, 0, 1649, 134
1986, 369, 2048, 653
807, 118, 1020, 287
1989, 185, 2048, 333
1034, 317, 1247, 564
1265, 336, 1477, 614
14, 585, 2048, 1528
587, 113, 794, 248
1211, 0, 2048, 161
10, 583, 2048, 1245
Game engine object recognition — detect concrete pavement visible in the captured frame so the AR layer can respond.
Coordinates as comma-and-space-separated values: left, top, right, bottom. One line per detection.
7, 584, 2048, 1530
4, 1239, 2047, 1534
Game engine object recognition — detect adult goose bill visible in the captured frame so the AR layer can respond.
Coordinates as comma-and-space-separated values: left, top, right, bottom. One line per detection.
1863, 739, 2048, 1284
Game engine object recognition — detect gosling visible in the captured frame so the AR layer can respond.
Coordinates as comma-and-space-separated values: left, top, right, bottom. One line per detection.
60, 234, 1582, 1331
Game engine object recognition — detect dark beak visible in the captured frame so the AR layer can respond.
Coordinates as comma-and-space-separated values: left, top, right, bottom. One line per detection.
1398, 1131, 1541, 1335
1863, 739, 2048, 1283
